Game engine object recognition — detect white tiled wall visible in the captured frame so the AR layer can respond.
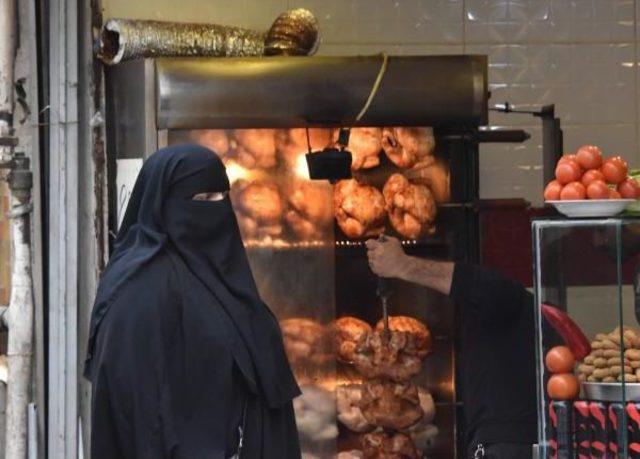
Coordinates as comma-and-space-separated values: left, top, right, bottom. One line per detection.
102, 0, 640, 206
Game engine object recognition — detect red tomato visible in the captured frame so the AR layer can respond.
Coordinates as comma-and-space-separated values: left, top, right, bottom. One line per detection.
610, 189, 622, 199
618, 177, 640, 199
544, 180, 563, 201
560, 181, 586, 200
547, 373, 579, 400
586, 180, 609, 200
576, 145, 603, 170
610, 156, 629, 169
558, 154, 578, 165
602, 157, 628, 184
555, 160, 582, 185
581, 169, 605, 186
545, 346, 576, 373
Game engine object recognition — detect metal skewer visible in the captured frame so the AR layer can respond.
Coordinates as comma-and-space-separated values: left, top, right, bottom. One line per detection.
376, 234, 392, 334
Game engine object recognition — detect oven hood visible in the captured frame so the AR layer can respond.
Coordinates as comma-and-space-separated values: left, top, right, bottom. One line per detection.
155, 55, 488, 130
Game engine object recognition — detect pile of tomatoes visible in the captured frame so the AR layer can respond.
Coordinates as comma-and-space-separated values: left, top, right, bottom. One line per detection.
546, 346, 580, 400
544, 145, 640, 201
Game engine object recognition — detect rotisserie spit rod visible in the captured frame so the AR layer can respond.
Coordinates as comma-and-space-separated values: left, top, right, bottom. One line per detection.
376, 234, 392, 334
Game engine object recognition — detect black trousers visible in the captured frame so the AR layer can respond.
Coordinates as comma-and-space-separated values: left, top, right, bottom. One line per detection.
467, 442, 533, 459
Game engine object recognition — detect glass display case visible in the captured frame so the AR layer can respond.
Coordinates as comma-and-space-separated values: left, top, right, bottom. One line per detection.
533, 218, 640, 458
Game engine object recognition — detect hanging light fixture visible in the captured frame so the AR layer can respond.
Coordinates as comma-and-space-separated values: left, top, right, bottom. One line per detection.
305, 53, 388, 183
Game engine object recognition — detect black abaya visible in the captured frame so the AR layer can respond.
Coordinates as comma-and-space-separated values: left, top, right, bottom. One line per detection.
85, 145, 301, 458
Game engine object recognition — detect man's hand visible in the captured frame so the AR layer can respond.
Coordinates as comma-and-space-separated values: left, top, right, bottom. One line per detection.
365, 236, 409, 279
366, 236, 455, 295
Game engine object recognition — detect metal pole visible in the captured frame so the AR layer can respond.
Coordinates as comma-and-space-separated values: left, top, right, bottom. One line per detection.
28, 403, 36, 459
0, 0, 17, 159
1, 1, 36, 458
48, 0, 80, 455
5, 154, 34, 459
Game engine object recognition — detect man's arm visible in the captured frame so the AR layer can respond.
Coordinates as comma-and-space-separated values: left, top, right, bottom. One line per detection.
366, 236, 530, 328
366, 237, 454, 295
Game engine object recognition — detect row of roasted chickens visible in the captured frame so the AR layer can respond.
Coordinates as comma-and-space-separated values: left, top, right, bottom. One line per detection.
232, 173, 444, 241
192, 127, 436, 171
281, 316, 432, 380
295, 382, 437, 459
282, 316, 435, 458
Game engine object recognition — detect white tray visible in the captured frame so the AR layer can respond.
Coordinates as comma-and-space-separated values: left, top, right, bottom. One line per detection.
546, 199, 635, 218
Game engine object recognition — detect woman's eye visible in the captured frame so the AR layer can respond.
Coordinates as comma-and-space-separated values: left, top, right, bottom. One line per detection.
192, 191, 228, 201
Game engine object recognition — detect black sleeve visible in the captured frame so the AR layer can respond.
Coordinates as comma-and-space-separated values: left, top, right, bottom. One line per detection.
449, 262, 533, 329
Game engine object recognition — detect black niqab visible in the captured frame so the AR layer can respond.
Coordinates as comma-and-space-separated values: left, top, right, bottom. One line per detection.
85, 144, 300, 458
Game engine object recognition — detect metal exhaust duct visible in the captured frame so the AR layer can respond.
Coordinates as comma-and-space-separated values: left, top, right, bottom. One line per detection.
98, 8, 319, 65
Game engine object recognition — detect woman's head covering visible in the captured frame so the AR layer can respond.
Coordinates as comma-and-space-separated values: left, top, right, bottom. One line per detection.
85, 144, 299, 407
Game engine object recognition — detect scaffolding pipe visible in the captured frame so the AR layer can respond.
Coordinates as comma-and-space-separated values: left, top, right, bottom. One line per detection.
0, 0, 16, 156
5, 161, 34, 459
0, 0, 35, 458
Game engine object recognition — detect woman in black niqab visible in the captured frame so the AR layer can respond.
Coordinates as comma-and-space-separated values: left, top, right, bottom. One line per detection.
85, 144, 301, 459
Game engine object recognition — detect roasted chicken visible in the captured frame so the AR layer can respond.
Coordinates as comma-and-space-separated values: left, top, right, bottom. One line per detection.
383, 174, 436, 239
285, 180, 333, 240
359, 381, 423, 430
232, 129, 278, 169
293, 386, 338, 442
405, 157, 450, 204
190, 129, 231, 158
374, 316, 432, 359
344, 127, 383, 170
334, 179, 386, 239
362, 431, 420, 459
382, 127, 435, 169
334, 316, 373, 363
280, 318, 331, 367
336, 384, 373, 433
231, 179, 283, 239
352, 330, 423, 382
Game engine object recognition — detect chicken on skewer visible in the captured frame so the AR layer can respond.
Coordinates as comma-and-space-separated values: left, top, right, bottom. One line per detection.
190, 129, 231, 159
358, 381, 424, 431
342, 127, 384, 170
233, 129, 278, 169
352, 330, 423, 382
231, 179, 284, 240
405, 157, 450, 205
374, 315, 432, 359
382, 127, 435, 169
280, 318, 331, 367
334, 316, 373, 363
285, 180, 333, 240
336, 384, 374, 433
383, 174, 437, 239
352, 316, 431, 382
361, 431, 420, 459
334, 179, 386, 239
